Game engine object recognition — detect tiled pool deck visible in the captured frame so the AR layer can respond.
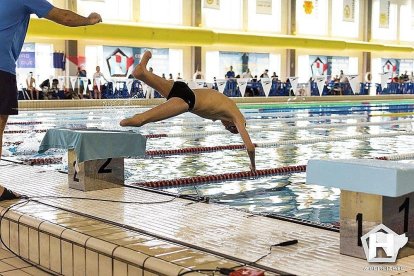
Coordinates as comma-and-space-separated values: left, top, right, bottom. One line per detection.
0, 160, 413, 275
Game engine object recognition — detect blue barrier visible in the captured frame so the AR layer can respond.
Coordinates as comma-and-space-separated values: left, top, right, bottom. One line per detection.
19, 80, 414, 100
377, 82, 414, 95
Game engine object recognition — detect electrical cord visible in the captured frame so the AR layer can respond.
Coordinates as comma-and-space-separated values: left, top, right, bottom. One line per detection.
177, 240, 299, 276
26, 195, 179, 205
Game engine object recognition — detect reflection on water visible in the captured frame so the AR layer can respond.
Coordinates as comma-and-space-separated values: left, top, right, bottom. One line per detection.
4, 104, 414, 225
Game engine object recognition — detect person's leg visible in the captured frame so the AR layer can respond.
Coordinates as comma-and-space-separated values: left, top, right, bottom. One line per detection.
132, 51, 174, 98
120, 98, 189, 127
0, 115, 8, 158
0, 115, 20, 200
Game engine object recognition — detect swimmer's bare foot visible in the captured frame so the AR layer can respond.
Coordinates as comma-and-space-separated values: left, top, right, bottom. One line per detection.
132, 51, 152, 79
120, 115, 143, 127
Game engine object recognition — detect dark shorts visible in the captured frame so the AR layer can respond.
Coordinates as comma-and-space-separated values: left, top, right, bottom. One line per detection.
0, 70, 18, 115
167, 81, 196, 110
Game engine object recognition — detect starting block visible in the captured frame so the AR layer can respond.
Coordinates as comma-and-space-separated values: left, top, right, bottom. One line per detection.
39, 128, 147, 191
307, 159, 414, 260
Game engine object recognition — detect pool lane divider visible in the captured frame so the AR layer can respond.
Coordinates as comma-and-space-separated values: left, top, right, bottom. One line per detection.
21, 153, 414, 189
131, 165, 307, 188
5, 112, 414, 135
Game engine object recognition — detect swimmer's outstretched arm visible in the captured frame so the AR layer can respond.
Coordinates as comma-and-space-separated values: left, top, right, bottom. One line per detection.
235, 120, 256, 171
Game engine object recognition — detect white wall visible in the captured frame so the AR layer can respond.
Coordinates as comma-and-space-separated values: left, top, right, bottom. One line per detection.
331, 0, 360, 38
77, 0, 132, 22
247, 0, 282, 33
371, 0, 398, 41
296, 0, 329, 36
140, 0, 183, 25
202, 0, 243, 30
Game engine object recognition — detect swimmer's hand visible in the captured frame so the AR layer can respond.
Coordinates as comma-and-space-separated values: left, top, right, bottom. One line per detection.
249, 164, 256, 172
88, 13, 102, 25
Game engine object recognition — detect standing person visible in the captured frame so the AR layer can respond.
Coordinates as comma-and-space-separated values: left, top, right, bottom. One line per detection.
260, 69, 269, 79
225, 66, 235, 79
93, 66, 108, 99
76, 67, 88, 99
0, 0, 102, 200
120, 51, 256, 171
26, 72, 39, 100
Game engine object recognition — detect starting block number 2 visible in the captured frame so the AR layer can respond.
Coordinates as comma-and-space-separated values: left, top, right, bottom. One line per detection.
356, 197, 410, 246
73, 158, 113, 182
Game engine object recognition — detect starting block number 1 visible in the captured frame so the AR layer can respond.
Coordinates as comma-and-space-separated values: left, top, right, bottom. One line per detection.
356, 197, 410, 246
73, 158, 113, 182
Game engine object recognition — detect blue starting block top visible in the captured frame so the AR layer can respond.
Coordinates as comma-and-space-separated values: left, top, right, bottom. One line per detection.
307, 159, 414, 197
39, 128, 147, 163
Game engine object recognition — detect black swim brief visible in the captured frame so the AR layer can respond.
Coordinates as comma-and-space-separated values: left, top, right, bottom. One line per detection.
0, 70, 18, 115
167, 81, 196, 110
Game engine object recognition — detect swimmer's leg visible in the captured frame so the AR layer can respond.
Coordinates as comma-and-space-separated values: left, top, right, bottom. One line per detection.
132, 51, 174, 98
120, 97, 189, 127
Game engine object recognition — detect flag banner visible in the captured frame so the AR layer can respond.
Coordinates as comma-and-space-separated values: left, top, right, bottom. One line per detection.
315, 76, 325, 96
126, 79, 134, 94
217, 80, 227, 93
58, 76, 65, 90
204, 0, 220, 9
347, 75, 359, 94
379, 0, 390, 28
381, 72, 392, 90
289, 77, 299, 95
261, 78, 272, 97
343, 0, 355, 22
70, 76, 77, 89
256, 0, 272, 15
237, 78, 249, 97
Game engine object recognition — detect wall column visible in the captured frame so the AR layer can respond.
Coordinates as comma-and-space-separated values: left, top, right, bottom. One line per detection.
362, 0, 372, 83
191, 0, 202, 78
286, 0, 296, 78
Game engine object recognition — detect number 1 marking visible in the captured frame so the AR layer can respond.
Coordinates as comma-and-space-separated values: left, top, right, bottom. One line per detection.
399, 198, 410, 233
356, 213, 363, 246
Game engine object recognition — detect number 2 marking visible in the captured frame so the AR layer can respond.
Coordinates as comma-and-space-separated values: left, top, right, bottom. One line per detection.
73, 161, 79, 182
98, 158, 112, 174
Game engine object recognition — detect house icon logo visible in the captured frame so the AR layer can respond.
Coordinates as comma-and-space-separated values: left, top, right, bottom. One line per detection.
361, 224, 408, 263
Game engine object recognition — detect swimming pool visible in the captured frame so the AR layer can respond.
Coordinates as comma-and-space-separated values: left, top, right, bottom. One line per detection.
3, 100, 414, 226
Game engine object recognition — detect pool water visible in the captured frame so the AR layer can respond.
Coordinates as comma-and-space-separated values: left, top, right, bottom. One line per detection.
3, 101, 414, 225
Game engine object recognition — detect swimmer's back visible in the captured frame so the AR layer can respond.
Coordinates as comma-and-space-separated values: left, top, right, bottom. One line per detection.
192, 88, 241, 121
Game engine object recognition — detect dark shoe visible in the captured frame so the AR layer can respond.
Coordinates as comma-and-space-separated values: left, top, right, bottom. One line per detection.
0, 188, 21, 201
